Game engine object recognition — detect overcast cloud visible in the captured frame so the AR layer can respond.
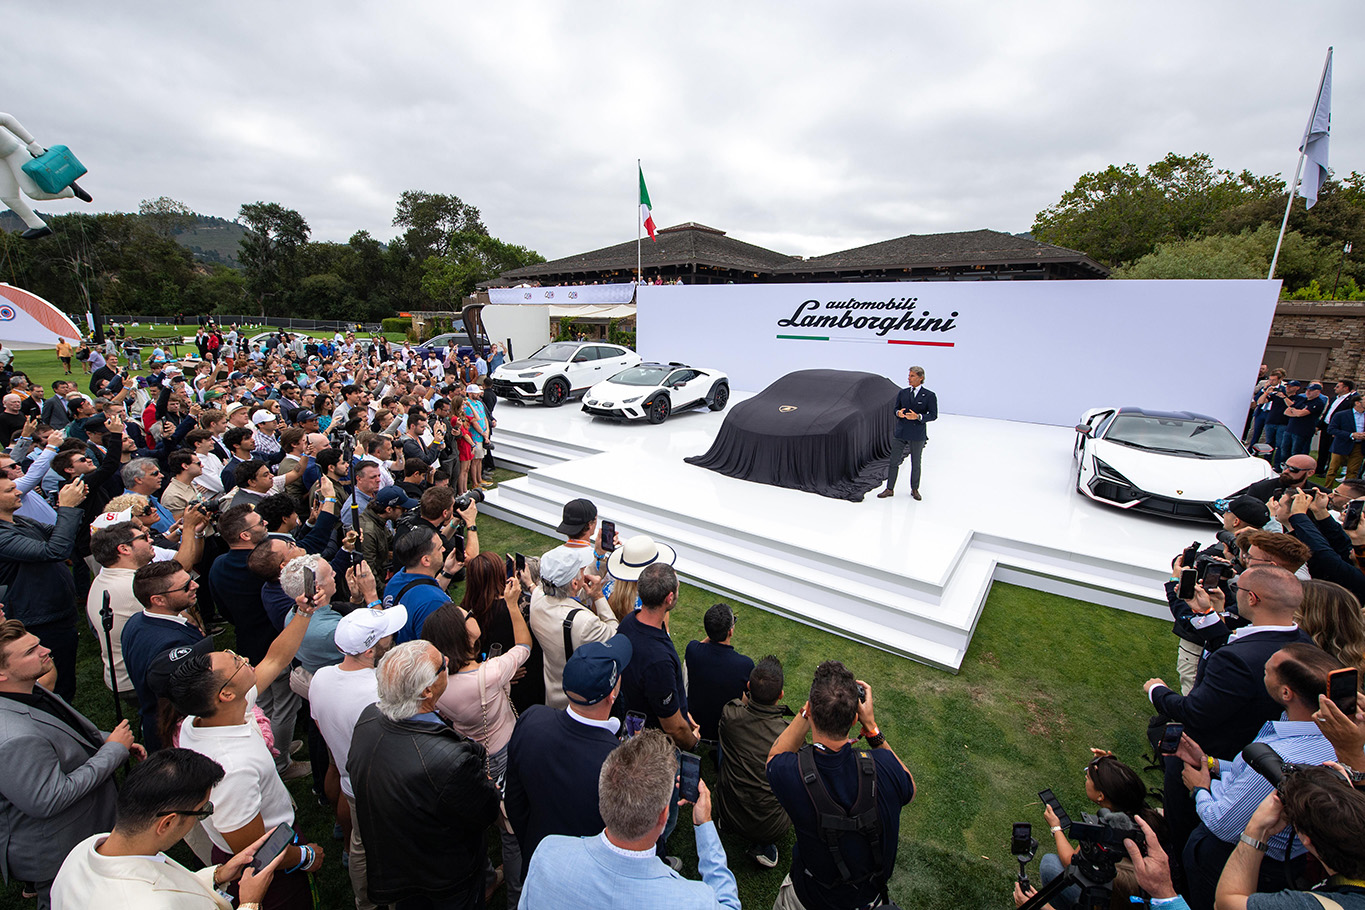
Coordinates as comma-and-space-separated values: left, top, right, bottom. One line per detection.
9, 1, 1361, 260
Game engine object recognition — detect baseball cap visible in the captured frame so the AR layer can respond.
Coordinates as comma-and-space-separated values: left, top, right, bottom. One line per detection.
1286, 379, 1303, 388
85, 414, 108, 432
374, 486, 419, 510
145, 637, 216, 699
556, 498, 597, 535
294, 410, 318, 423
1308, 382, 1324, 391
540, 545, 596, 586
92, 508, 134, 530
1225, 495, 1271, 528
251, 409, 277, 426
563, 634, 633, 706
334, 606, 409, 655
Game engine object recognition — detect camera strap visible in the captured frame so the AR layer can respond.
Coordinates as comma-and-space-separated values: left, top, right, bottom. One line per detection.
393, 575, 440, 608
796, 743, 883, 885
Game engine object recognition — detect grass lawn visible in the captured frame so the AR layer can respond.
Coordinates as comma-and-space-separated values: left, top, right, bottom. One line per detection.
0, 504, 1176, 910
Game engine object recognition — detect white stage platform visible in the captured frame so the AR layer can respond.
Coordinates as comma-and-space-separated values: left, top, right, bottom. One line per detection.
482, 395, 1196, 671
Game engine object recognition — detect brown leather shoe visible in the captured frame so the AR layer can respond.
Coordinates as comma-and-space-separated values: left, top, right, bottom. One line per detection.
911, 489, 922, 501
876, 489, 894, 499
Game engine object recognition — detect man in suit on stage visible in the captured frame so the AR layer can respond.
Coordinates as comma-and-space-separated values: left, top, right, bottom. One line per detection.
878, 366, 937, 501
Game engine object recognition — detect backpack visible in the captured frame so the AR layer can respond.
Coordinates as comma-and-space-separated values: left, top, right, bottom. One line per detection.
796, 744, 884, 885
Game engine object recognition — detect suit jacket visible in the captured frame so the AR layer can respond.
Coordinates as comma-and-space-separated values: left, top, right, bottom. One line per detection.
893, 385, 937, 442
52, 833, 230, 909
0, 690, 126, 883
1327, 407, 1365, 456
1150, 627, 1313, 758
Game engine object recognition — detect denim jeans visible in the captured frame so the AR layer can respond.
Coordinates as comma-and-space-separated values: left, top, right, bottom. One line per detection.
1264, 424, 1288, 467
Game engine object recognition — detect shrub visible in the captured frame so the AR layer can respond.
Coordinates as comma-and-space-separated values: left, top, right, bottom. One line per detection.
382, 317, 412, 334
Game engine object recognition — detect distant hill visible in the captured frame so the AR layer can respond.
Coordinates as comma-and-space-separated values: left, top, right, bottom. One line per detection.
0, 209, 245, 269
171, 215, 246, 269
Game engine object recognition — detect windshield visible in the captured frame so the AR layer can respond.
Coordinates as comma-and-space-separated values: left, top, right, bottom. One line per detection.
528, 343, 579, 362
1104, 415, 1247, 459
610, 366, 671, 387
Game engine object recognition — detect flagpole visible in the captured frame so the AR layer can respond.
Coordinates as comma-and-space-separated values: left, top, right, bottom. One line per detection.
1269, 47, 1333, 280
636, 158, 642, 286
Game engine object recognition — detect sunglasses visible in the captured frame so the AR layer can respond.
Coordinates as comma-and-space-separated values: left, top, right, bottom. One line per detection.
161, 578, 195, 595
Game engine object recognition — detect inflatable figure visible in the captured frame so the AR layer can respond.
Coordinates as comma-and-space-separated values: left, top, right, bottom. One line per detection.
0, 112, 91, 239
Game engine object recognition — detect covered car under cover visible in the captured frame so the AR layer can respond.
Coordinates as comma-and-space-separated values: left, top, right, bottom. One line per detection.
684, 369, 899, 501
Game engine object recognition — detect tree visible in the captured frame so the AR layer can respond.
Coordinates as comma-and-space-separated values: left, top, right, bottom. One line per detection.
1032, 153, 1282, 267
137, 196, 195, 240
392, 191, 487, 259
237, 202, 309, 317
420, 232, 544, 305
1114, 224, 1337, 289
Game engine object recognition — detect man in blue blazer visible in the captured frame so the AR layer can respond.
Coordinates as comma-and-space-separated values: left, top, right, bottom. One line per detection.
1325, 396, 1365, 485
878, 366, 937, 501
1143, 566, 1313, 865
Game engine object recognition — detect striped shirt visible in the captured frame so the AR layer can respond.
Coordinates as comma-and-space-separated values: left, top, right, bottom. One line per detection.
1195, 718, 1337, 858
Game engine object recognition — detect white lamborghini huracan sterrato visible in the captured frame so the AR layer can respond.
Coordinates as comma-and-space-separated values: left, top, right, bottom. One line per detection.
582, 363, 730, 424
1073, 406, 1274, 523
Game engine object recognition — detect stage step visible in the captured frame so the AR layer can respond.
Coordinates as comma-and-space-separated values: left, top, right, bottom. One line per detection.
482, 452, 1170, 672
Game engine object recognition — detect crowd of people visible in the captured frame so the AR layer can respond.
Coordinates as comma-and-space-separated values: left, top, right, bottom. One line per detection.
1, 330, 1365, 910
1014, 370, 1365, 910
0, 328, 919, 910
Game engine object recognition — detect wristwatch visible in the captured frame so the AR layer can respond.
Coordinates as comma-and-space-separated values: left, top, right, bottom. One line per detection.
465, 524, 477, 532
439, 569, 457, 581
1238, 833, 1268, 852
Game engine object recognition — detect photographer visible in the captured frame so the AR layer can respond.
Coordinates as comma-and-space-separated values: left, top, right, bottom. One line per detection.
1175, 644, 1341, 910
1256, 379, 1297, 471
766, 661, 914, 910
1034, 751, 1165, 910
1216, 767, 1365, 910
1166, 548, 1241, 694
1145, 567, 1315, 864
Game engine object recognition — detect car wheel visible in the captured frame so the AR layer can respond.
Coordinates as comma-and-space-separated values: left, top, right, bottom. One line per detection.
708, 382, 730, 411
648, 396, 671, 424
543, 378, 569, 407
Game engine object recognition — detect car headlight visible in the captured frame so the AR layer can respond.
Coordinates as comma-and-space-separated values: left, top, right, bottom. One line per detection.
622, 396, 642, 404
521, 371, 543, 378
1093, 457, 1135, 486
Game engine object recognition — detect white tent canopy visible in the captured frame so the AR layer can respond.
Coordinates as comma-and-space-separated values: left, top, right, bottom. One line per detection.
546, 303, 635, 319
0, 284, 82, 350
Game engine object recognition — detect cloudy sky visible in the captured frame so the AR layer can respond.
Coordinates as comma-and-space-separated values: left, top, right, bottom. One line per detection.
10, 2, 1361, 261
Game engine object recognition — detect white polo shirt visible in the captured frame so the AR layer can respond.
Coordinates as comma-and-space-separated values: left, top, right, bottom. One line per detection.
177, 696, 294, 853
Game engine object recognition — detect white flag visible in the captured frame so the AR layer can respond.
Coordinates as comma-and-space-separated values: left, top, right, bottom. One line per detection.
1298, 48, 1332, 209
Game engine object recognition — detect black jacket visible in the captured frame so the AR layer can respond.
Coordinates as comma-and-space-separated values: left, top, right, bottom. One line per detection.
1151, 627, 1313, 758
348, 704, 499, 905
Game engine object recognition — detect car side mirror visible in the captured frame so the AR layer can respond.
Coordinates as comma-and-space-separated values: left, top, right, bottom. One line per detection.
572, 355, 589, 363
1074, 424, 1092, 436
1251, 443, 1274, 456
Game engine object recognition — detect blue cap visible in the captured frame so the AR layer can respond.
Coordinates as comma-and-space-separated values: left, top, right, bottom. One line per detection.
563, 634, 633, 705
374, 486, 419, 510
1308, 382, 1324, 391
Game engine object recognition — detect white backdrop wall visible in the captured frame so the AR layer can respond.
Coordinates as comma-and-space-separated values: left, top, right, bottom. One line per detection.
481, 304, 550, 363
636, 280, 1280, 429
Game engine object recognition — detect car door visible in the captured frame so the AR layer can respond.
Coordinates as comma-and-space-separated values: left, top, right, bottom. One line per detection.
565, 345, 599, 390
665, 369, 702, 407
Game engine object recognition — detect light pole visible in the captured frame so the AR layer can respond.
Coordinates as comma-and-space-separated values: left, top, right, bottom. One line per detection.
1331, 241, 1353, 300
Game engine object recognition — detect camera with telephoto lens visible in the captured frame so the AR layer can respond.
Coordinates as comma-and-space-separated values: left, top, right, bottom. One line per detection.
1242, 742, 1365, 790
1015, 807, 1143, 910
454, 489, 484, 512
192, 493, 227, 517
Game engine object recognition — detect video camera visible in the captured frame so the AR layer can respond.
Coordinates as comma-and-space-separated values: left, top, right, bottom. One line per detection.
1015, 798, 1143, 910
1194, 553, 1235, 589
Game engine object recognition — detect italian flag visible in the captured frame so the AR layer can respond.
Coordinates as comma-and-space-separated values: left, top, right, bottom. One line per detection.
639, 164, 657, 241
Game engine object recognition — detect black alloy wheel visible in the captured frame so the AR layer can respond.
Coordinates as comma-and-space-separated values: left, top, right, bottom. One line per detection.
708, 382, 730, 411
648, 396, 671, 424
543, 377, 569, 407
